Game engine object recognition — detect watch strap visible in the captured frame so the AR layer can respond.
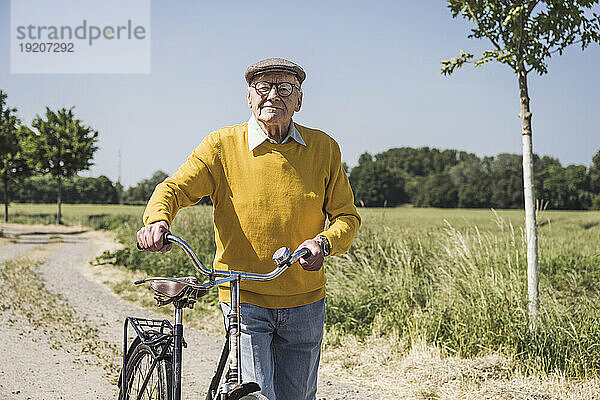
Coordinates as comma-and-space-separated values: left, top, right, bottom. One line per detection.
316, 235, 331, 256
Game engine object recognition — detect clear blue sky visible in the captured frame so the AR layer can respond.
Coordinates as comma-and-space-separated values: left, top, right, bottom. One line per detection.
1, 0, 599, 187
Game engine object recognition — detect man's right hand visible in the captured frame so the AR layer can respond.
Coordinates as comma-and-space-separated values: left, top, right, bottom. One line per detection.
136, 221, 172, 253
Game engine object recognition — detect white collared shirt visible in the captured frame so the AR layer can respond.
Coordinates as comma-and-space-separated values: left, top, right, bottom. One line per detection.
247, 114, 306, 152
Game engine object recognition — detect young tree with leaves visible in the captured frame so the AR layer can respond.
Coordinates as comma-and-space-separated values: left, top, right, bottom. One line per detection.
29, 107, 98, 224
0, 90, 33, 222
442, 0, 600, 327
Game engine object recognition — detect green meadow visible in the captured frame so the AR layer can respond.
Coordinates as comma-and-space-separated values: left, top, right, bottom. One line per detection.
0, 203, 143, 229
2, 203, 600, 377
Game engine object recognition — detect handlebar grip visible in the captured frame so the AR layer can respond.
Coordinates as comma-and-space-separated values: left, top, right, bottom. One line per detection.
162, 232, 171, 246
136, 231, 172, 250
300, 248, 312, 259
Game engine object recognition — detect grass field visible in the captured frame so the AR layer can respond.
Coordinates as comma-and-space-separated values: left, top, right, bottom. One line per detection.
2, 203, 600, 380
0, 203, 144, 229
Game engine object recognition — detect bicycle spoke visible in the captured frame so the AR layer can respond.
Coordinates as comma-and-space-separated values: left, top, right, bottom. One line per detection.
148, 376, 158, 400
128, 352, 158, 400
128, 354, 142, 396
146, 364, 157, 400
136, 354, 148, 397
143, 355, 154, 400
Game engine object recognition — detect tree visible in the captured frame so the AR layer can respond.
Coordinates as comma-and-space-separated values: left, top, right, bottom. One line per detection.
90, 175, 119, 204
590, 150, 600, 194
590, 150, 600, 209
0, 90, 33, 222
487, 153, 524, 208
376, 147, 464, 178
540, 164, 591, 209
124, 170, 169, 204
349, 153, 406, 207
342, 162, 349, 175
67, 175, 119, 204
449, 157, 491, 207
534, 155, 562, 203
418, 172, 459, 208
2, 174, 120, 204
8, 174, 57, 203
28, 108, 98, 224
442, 0, 600, 327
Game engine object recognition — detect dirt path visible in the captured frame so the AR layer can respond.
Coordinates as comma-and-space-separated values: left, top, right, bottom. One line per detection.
0, 224, 379, 400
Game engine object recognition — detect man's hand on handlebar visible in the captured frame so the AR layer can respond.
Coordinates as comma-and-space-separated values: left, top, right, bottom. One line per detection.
137, 221, 172, 253
294, 238, 324, 271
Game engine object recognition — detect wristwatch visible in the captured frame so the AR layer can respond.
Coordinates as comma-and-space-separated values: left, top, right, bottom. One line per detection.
316, 235, 331, 257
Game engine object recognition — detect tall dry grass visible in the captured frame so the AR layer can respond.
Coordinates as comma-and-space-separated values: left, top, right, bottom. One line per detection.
325, 209, 600, 377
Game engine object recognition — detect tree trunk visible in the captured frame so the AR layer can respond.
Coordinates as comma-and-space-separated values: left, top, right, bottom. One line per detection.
3, 177, 8, 223
57, 175, 62, 225
518, 67, 539, 330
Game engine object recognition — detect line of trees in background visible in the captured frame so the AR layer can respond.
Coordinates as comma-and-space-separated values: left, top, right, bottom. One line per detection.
3, 146, 599, 211
4, 88, 600, 213
349, 147, 600, 210
0, 170, 168, 206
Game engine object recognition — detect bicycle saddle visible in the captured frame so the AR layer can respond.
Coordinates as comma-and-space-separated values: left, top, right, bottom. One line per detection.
150, 277, 207, 299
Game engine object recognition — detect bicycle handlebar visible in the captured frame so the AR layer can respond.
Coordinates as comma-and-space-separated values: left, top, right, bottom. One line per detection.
136, 233, 312, 284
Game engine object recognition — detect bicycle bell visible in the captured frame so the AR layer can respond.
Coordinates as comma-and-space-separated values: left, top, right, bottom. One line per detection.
272, 247, 292, 266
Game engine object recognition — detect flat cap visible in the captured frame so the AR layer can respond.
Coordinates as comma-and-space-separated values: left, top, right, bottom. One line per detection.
245, 58, 306, 85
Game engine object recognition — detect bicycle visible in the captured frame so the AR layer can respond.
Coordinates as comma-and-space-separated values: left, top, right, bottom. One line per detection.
118, 232, 311, 400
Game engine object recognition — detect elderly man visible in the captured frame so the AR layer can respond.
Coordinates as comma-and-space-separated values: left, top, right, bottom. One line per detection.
137, 58, 360, 400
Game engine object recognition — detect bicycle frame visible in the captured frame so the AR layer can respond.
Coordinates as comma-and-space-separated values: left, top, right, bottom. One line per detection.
121, 234, 309, 400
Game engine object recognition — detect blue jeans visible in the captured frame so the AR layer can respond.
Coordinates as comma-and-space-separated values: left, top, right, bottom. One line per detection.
220, 299, 325, 400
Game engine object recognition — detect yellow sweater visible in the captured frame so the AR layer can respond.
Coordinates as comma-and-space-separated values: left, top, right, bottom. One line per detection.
143, 122, 360, 308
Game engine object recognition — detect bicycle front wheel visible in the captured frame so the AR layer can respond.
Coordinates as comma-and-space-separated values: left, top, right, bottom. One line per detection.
121, 342, 172, 400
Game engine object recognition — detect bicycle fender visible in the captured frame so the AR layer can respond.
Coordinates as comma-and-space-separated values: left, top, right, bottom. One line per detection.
117, 336, 142, 390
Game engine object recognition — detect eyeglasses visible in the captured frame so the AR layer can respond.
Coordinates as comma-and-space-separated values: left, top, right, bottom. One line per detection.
251, 81, 300, 98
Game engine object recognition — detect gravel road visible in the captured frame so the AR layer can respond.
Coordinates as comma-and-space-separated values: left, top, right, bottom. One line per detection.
0, 224, 378, 400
